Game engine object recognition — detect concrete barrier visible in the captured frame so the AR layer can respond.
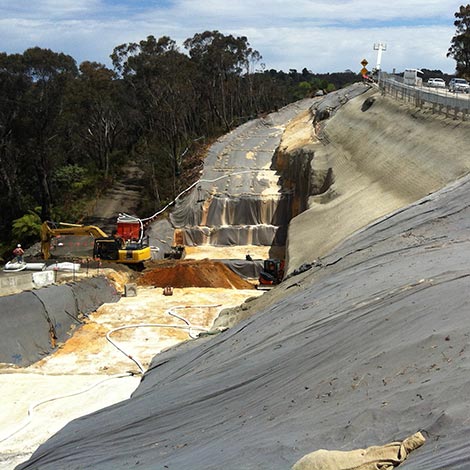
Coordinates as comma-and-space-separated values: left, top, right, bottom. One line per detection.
32, 270, 55, 288
0, 272, 33, 295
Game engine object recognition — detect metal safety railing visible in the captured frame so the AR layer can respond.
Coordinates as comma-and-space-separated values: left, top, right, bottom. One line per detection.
377, 72, 470, 120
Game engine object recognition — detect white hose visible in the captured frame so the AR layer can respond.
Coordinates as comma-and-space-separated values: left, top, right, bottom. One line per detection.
119, 170, 258, 226
0, 373, 133, 444
105, 323, 208, 373
1, 305, 220, 443
105, 304, 221, 373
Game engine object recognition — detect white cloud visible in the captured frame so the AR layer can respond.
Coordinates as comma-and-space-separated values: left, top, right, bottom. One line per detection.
166, 0, 457, 24
239, 24, 455, 73
0, 0, 459, 73
0, 0, 101, 19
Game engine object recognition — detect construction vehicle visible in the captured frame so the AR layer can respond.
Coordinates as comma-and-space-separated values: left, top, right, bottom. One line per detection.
164, 245, 185, 260
257, 258, 285, 290
40, 219, 151, 265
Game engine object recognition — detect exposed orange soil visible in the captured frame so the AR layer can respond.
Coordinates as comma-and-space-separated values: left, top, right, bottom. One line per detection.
46, 323, 109, 356
23, 285, 260, 376
139, 259, 255, 289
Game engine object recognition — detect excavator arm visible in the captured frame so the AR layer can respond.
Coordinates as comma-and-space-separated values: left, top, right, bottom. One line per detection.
41, 222, 108, 260
40, 221, 151, 264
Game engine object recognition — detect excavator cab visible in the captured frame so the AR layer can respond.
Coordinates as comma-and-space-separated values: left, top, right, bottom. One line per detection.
93, 237, 121, 261
93, 237, 150, 263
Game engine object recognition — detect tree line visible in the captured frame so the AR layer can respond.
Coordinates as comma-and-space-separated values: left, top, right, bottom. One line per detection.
0, 31, 360, 258
448, 4, 470, 78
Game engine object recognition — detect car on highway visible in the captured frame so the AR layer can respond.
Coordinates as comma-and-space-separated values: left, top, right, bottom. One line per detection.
426, 78, 446, 88
448, 77, 470, 93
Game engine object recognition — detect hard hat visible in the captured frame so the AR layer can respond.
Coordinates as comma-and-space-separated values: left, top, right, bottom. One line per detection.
17, 244, 21, 247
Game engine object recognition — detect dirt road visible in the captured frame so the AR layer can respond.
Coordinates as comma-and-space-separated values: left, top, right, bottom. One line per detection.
83, 161, 145, 233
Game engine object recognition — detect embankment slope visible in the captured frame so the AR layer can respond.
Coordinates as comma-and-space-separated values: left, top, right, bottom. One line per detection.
18, 174, 470, 470
286, 87, 470, 274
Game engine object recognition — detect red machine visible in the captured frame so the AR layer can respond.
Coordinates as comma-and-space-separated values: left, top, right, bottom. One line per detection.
258, 259, 285, 289
116, 219, 142, 242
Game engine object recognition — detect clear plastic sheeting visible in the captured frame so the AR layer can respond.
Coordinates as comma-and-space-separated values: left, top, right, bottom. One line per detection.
171, 193, 291, 229
202, 195, 291, 227
181, 224, 286, 247
18, 174, 470, 469
170, 99, 315, 247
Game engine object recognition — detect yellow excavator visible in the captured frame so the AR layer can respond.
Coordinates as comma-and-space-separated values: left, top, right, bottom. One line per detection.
40, 220, 151, 265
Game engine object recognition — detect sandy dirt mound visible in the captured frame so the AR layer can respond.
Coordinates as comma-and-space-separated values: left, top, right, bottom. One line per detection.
139, 259, 255, 289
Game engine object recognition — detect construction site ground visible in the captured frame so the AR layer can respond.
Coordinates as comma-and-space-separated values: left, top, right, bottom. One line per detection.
1, 98, 326, 467
7, 85, 470, 468
0, 261, 262, 468
184, 244, 285, 261
0, 157, 266, 468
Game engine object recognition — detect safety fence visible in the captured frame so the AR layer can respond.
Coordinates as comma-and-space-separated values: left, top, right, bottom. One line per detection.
378, 72, 470, 120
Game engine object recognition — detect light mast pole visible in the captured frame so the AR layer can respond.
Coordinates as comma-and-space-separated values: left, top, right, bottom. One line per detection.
373, 42, 387, 71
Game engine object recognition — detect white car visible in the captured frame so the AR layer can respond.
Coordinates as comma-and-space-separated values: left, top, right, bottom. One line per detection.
448, 77, 470, 93
427, 78, 446, 88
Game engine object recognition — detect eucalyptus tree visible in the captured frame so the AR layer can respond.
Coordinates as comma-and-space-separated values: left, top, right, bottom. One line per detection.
0, 52, 29, 226
184, 30, 262, 132
111, 35, 198, 199
448, 4, 470, 77
61, 61, 125, 180
20, 47, 78, 221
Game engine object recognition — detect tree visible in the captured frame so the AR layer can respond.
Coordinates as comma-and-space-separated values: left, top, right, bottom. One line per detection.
111, 36, 199, 197
447, 4, 470, 77
293, 81, 313, 100
61, 61, 125, 179
20, 48, 78, 221
0, 52, 29, 222
184, 31, 262, 131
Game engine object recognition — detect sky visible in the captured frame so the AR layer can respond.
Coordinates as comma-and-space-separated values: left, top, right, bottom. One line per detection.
0, 0, 463, 74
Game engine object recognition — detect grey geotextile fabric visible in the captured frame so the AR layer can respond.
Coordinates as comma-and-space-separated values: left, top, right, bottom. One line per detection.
170, 99, 315, 248
17, 174, 470, 469
0, 277, 119, 366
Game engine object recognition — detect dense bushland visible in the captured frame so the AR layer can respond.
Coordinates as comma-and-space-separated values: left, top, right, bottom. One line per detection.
0, 31, 360, 258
